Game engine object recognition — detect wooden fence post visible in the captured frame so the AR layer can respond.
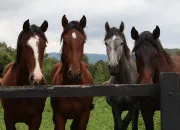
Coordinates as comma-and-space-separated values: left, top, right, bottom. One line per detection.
161, 72, 180, 130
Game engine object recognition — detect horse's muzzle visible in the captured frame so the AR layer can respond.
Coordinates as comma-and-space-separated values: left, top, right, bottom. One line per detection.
67, 70, 82, 82
29, 75, 43, 85
108, 64, 119, 75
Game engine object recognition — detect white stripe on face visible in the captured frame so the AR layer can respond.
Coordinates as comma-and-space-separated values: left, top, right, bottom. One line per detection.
72, 32, 77, 39
105, 35, 123, 66
27, 35, 43, 82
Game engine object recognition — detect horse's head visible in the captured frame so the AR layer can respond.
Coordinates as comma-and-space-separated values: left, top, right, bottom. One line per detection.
131, 26, 161, 84
104, 22, 130, 75
15, 19, 48, 85
61, 15, 86, 81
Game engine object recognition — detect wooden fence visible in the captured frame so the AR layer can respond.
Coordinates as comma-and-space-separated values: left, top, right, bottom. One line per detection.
0, 72, 180, 130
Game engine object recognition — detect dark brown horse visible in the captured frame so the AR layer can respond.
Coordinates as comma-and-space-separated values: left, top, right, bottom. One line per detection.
51, 15, 94, 130
0, 78, 2, 85
1, 19, 48, 130
131, 26, 180, 130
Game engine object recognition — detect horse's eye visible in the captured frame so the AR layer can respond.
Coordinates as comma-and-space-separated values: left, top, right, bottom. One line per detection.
105, 42, 107, 46
121, 42, 124, 45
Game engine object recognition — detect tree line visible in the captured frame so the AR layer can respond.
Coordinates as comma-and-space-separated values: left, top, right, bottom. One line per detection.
0, 42, 110, 84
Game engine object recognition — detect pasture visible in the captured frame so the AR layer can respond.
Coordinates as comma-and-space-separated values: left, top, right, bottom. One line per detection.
0, 97, 161, 130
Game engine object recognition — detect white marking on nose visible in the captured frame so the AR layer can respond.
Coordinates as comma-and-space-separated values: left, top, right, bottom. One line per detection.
72, 32, 77, 39
110, 43, 116, 64
27, 35, 43, 82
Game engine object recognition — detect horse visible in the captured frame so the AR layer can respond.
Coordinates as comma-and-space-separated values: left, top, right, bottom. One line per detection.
131, 26, 180, 130
1, 19, 48, 130
171, 56, 180, 69
0, 78, 2, 85
104, 22, 140, 130
51, 15, 94, 130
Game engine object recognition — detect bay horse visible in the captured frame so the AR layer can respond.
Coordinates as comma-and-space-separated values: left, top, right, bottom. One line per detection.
131, 26, 180, 130
1, 19, 48, 130
51, 15, 94, 130
0, 78, 2, 84
104, 22, 139, 130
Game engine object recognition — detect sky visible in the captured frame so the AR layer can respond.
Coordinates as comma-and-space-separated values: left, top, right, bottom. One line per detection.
0, 0, 180, 54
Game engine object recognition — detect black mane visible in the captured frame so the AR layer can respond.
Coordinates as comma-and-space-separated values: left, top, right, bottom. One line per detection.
60, 21, 86, 41
132, 31, 173, 66
104, 27, 130, 60
14, 24, 47, 67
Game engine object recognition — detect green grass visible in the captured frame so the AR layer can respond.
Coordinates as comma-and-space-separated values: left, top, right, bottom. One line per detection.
0, 97, 161, 130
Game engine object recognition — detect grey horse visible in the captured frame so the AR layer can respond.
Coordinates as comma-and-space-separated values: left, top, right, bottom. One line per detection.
104, 22, 140, 130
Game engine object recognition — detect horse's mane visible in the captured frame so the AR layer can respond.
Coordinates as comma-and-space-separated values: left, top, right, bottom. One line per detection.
132, 31, 174, 67
60, 21, 87, 62
104, 27, 130, 60
14, 25, 48, 68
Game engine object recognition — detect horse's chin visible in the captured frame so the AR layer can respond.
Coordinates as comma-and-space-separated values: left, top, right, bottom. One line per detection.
110, 71, 118, 75
109, 68, 119, 75
29, 80, 44, 86
67, 74, 82, 83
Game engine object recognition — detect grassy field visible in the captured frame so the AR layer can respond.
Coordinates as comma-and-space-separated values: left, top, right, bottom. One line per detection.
0, 97, 161, 130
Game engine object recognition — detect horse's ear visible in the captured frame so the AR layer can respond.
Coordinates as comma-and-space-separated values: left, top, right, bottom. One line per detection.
62, 15, 68, 28
105, 22, 110, 32
119, 22, 124, 32
23, 19, 30, 32
153, 26, 160, 39
41, 20, 48, 32
79, 15, 86, 28
131, 27, 139, 40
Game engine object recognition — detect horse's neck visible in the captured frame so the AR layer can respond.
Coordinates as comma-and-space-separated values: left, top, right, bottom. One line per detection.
15, 63, 30, 85
154, 55, 177, 83
114, 55, 133, 84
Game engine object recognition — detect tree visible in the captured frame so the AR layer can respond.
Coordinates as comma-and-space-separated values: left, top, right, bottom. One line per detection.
94, 63, 106, 84
0, 42, 16, 77
176, 50, 180, 56
43, 57, 58, 84
94, 60, 110, 84
82, 54, 89, 64
0, 53, 12, 77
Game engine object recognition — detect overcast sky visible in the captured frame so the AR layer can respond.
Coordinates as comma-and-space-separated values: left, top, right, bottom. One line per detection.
0, 0, 180, 54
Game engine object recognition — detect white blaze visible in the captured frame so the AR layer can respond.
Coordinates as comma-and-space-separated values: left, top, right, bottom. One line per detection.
27, 35, 43, 82
112, 35, 117, 40
72, 32, 77, 39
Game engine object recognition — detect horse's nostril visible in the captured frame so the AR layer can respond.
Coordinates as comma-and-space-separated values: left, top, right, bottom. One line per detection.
116, 64, 118, 68
78, 72, 81, 77
108, 64, 110, 69
29, 75, 34, 82
68, 70, 72, 76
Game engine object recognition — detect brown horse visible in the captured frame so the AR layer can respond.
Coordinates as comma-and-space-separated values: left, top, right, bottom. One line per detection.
1, 19, 48, 130
51, 15, 94, 130
0, 78, 2, 85
131, 26, 180, 130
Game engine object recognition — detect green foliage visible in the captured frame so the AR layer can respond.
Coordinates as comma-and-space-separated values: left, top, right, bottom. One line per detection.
0, 42, 16, 77
43, 56, 58, 84
82, 54, 89, 64
94, 60, 110, 84
176, 50, 180, 56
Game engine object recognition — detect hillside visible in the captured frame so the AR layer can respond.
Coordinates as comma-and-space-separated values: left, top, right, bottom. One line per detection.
48, 48, 180, 64
48, 52, 108, 64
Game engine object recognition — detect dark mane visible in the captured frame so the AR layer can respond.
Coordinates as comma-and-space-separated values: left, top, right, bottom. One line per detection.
14, 24, 48, 67
132, 31, 174, 67
60, 21, 86, 41
104, 27, 130, 60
